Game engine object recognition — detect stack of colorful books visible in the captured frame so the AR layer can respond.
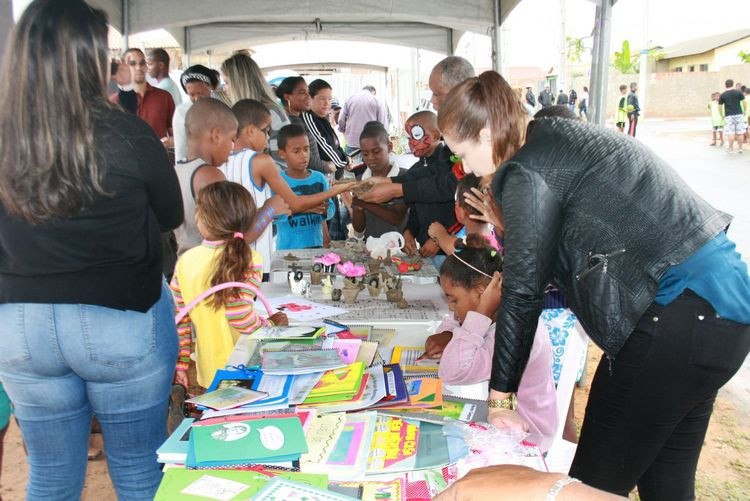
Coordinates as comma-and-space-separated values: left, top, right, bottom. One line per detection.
154, 320, 544, 500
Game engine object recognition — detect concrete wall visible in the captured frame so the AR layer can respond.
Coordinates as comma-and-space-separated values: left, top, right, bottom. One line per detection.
643, 63, 750, 117
568, 64, 750, 119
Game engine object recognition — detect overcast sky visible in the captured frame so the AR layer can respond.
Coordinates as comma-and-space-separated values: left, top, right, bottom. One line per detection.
502, 0, 750, 68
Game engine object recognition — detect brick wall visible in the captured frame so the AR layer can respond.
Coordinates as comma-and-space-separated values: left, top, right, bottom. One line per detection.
569, 64, 750, 119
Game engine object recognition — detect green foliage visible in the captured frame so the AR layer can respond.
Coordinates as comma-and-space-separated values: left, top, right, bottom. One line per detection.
612, 40, 640, 74
739, 50, 750, 63
566, 36, 585, 63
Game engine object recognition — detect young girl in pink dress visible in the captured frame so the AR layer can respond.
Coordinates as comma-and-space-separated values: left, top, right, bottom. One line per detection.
423, 238, 558, 451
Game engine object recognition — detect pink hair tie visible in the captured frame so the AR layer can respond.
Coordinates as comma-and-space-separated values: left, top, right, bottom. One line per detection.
233, 232, 244, 239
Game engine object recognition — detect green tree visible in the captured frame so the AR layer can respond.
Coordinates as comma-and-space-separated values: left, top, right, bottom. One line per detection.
566, 36, 585, 63
739, 50, 750, 63
612, 40, 639, 74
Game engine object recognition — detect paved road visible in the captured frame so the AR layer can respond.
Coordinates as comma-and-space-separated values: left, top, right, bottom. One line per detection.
629, 118, 750, 417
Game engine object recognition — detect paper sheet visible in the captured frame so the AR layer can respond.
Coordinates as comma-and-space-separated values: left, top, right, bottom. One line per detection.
267, 295, 349, 322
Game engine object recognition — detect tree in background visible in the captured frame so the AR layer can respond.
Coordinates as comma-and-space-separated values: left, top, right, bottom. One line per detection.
566, 36, 586, 63
612, 40, 639, 74
739, 51, 750, 63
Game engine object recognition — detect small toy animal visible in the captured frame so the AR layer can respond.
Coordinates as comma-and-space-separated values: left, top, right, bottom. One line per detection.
287, 270, 308, 296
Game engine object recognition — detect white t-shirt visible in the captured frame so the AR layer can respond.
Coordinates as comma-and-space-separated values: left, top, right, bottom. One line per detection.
156, 77, 183, 107
172, 100, 192, 162
219, 149, 274, 274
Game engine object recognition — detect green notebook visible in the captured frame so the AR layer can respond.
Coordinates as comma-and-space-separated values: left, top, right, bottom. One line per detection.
155, 468, 328, 500
303, 362, 365, 404
191, 417, 308, 464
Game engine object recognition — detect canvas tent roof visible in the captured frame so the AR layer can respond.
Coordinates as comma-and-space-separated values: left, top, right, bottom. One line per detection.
88, 0, 522, 54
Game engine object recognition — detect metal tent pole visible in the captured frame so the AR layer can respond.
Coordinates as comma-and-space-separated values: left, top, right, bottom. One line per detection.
121, 0, 129, 52
492, 0, 502, 73
588, 0, 614, 126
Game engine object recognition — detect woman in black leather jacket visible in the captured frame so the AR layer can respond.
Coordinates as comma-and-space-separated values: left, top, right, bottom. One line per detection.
437, 71, 750, 500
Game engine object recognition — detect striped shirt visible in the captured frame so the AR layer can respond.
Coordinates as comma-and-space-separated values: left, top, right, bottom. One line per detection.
171, 240, 268, 376
219, 149, 274, 273
302, 110, 348, 169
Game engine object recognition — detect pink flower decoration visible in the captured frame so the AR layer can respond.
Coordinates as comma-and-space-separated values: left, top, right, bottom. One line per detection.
314, 252, 341, 266
336, 261, 367, 278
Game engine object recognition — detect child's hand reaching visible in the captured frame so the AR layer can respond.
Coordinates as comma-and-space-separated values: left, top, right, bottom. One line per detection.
423, 331, 453, 359
269, 312, 288, 326
427, 222, 448, 240
477, 272, 503, 318
174, 370, 189, 389
403, 230, 418, 256
419, 238, 440, 258
310, 203, 328, 215
428, 222, 456, 254
265, 195, 291, 217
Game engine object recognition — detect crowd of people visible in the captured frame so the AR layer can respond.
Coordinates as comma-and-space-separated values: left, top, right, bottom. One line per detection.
1, 1, 750, 500
708, 79, 748, 152
524, 85, 590, 122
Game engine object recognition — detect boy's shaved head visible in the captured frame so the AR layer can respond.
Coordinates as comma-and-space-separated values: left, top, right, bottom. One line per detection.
405, 110, 440, 157
186, 98, 237, 138
407, 110, 438, 130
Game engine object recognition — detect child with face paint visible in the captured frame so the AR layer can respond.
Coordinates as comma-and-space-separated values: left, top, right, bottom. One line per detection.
400, 112, 462, 267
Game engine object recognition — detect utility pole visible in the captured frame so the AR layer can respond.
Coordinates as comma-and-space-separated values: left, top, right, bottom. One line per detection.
637, 0, 649, 118
559, 0, 567, 93
588, 0, 614, 126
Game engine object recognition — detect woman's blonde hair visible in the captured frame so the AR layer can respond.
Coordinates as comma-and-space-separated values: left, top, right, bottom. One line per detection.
438, 71, 527, 168
221, 51, 279, 112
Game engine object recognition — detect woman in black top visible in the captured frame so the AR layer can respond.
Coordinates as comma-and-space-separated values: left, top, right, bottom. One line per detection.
0, 1, 183, 498
300, 79, 353, 241
302, 79, 350, 173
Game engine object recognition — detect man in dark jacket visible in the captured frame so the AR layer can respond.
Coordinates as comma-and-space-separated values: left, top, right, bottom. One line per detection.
525, 87, 536, 108
538, 86, 553, 107
556, 89, 569, 105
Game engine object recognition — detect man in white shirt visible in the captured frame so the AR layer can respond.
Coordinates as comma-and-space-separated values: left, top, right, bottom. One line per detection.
147, 48, 182, 106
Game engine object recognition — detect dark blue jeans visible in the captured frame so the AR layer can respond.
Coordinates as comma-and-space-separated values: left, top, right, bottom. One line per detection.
570, 291, 750, 500
0, 282, 178, 501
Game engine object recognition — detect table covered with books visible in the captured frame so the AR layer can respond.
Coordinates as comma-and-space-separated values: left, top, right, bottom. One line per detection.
154, 248, 548, 500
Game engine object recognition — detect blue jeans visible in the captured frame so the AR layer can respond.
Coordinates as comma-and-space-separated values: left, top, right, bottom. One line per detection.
0, 282, 178, 501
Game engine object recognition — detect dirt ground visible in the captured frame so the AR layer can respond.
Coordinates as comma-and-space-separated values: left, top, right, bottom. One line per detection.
2, 346, 749, 500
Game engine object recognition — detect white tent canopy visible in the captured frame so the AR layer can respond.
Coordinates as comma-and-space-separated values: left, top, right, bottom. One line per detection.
88, 0, 521, 55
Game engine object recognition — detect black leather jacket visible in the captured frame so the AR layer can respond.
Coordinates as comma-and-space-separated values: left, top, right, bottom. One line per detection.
489, 117, 731, 393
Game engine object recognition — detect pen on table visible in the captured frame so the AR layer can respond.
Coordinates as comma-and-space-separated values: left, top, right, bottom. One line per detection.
323, 319, 349, 330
